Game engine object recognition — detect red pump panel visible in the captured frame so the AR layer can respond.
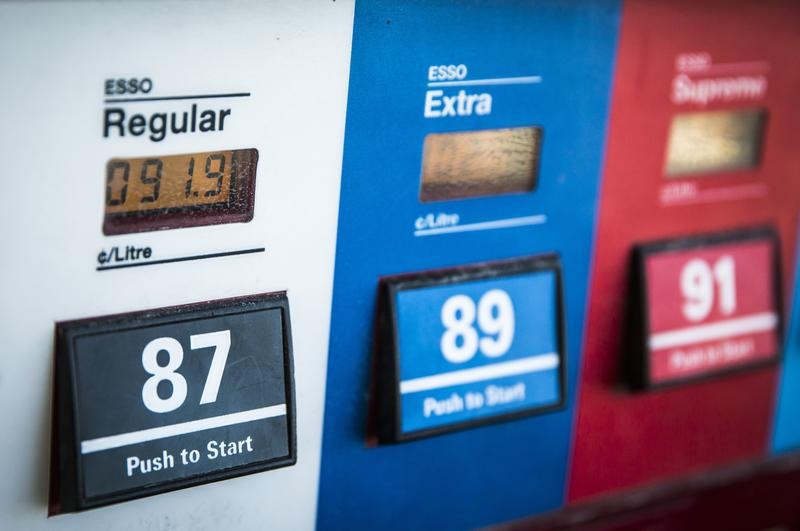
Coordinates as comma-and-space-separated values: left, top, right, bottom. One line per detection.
568, 0, 800, 502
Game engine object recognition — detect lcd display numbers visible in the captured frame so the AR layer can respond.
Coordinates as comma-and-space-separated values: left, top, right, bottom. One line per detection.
420, 127, 541, 202
103, 148, 258, 235
376, 256, 565, 442
627, 228, 780, 389
50, 293, 295, 513
664, 109, 765, 177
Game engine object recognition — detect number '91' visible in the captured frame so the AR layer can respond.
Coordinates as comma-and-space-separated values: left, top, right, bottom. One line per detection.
680, 256, 736, 322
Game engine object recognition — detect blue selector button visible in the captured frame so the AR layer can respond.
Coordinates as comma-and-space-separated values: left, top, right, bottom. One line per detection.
378, 256, 565, 441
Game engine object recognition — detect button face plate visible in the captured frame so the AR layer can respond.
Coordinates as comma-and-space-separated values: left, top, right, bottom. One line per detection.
52, 293, 296, 512
377, 256, 565, 442
628, 228, 781, 389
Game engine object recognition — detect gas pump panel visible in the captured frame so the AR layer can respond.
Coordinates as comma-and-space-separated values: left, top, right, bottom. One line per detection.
4, 1, 800, 529
568, 0, 800, 502
0, 1, 353, 529
316, 1, 620, 529
773, 233, 800, 454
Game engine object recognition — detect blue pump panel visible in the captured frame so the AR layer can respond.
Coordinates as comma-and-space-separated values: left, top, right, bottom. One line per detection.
773, 225, 800, 453
317, 1, 620, 529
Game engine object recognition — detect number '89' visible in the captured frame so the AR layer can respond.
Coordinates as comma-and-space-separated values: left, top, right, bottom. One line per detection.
440, 289, 515, 363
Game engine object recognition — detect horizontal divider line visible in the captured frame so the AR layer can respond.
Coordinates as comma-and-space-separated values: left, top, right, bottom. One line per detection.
81, 404, 287, 454
427, 76, 542, 88
414, 215, 546, 237
96, 247, 265, 271
649, 312, 778, 350
680, 62, 770, 75
400, 353, 560, 394
104, 92, 251, 104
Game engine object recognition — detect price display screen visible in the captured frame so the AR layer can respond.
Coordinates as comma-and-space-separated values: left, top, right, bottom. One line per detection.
664, 109, 765, 177
629, 228, 780, 388
420, 127, 541, 202
376, 256, 565, 442
51, 293, 295, 512
103, 148, 258, 235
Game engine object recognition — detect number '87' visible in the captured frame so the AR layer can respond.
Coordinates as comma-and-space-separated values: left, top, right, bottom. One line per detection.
440, 289, 515, 363
140, 330, 231, 413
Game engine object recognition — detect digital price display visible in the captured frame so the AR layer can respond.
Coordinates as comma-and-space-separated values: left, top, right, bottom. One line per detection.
664, 109, 765, 177
376, 256, 565, 442
628, 228, 780, 389
103, 148, 258, 235
420, 127, 541, 202
51, 293, 295, 512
